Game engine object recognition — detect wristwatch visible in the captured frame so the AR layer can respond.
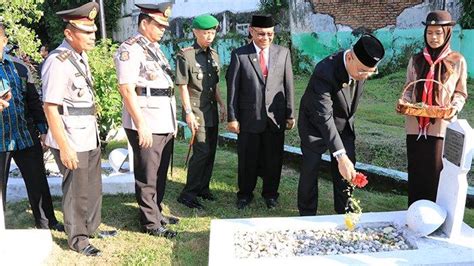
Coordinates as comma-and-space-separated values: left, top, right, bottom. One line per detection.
185, 107, 192, 115
335, 152, 346, 161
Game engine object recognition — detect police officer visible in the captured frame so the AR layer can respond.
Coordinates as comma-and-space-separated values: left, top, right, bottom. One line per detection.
42, 2, 116, 256
176, 14, 226, 209
114, 2, 178, 238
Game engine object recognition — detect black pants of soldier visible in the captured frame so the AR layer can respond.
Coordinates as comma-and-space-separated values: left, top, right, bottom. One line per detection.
236, 128, 284, 201
406, 135, 443, 206
51, 147, 102, 252
298, 129, 355, 216
180, 126, 218, 201
125, 129, 173, 230
0, 141, 59, 229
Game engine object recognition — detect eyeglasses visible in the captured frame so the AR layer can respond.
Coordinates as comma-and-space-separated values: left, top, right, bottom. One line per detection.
357, 68, 379, 76
255, 32, 274, 38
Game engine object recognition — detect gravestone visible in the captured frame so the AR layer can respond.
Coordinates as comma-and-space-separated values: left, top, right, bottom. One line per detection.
436, 119, 474, 238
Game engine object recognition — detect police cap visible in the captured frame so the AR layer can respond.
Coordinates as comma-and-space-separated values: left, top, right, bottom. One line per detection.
56, 2, 99, 32
136, 2, 172, 27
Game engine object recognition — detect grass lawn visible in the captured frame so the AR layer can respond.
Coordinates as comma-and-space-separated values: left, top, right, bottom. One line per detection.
5, 140, 474, 265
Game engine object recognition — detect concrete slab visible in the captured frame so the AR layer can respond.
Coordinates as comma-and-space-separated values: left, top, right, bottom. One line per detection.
6, 162, 135, 202
0, 229, 53, 265
209, 211, 474, 265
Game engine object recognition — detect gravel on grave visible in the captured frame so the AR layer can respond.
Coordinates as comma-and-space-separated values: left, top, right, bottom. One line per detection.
234, 225, 414, 259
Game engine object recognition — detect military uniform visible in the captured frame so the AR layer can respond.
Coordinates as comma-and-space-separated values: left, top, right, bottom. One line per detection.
176, 42, 220, 202
114, 2, 177, 233
41, 2, 103, 254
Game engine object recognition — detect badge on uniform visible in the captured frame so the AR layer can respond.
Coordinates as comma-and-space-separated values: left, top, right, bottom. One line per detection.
78, 89, 85, 97
119, 51, 129, 61
197, 72, 203, 80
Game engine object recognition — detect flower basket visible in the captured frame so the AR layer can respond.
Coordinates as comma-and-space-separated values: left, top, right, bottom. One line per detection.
396, 79, 455, 119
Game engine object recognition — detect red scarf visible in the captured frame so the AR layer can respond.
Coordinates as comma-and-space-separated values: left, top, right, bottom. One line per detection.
418, 46, 450, 140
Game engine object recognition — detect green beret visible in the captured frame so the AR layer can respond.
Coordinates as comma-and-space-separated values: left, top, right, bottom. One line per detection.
192, 14, 219, 30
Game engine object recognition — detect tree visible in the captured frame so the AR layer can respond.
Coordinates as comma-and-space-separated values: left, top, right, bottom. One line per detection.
0, 0, 44, 61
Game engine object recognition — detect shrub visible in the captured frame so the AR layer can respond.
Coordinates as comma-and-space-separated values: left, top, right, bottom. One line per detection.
88, 39, 122, 143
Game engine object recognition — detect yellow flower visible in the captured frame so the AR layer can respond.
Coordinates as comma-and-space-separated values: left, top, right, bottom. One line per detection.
345, 215, 355, 231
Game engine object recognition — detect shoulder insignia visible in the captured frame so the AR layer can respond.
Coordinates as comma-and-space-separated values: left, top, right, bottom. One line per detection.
56, 50, 72, 62
119, 51, 130, 61
445, 51, 462, 63
125, 36, 139, 45
180, 46, 194, 52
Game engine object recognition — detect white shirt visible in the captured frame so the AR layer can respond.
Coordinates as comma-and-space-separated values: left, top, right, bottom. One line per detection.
253, 41, 269, 69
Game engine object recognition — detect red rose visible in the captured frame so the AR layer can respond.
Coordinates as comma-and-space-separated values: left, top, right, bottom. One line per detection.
352, 172, 368, 188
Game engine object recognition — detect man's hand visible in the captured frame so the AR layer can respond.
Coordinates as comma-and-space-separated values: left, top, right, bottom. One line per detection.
40, 134, 48, 152
286, 118, 295, 130
60, 144, 79, 170
227, 121, 240, 134
186, 112, 200, 134
219, 104, 227, 123
0, 91, 12, 111
337, 154, 356, 182
137, 124, 153, 149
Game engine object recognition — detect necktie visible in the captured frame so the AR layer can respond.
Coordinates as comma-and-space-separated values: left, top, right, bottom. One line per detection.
349, 79, 356, 100
259, 49, 268, 77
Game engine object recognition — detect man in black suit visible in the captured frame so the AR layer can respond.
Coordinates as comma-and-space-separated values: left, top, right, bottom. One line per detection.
297, 34, 385, 216
226, 14, 295, 210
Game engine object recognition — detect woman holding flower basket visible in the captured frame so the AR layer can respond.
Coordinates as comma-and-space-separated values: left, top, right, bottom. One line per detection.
397, 10, 468, 206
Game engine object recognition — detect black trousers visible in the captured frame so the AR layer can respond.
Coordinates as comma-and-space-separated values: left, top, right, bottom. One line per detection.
51, 147, 102, 252
0, 142, 58, 229
406, 135, 443, 206
180, 126, 218, 200
237, 129, 284, 200
298, 131, 355, 216
126, 129, 173, 230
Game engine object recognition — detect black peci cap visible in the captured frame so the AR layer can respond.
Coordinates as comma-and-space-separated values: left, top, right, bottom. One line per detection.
250, 14, 275, 28
353, 34, 385, 68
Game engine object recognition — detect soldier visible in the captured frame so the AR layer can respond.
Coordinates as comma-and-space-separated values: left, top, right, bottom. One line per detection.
176, 14, 226, 210
42, 2, 116, 256
114, 2, 178, 238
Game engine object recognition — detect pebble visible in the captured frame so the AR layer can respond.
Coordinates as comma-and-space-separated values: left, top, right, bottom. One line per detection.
234, 225, 413, 259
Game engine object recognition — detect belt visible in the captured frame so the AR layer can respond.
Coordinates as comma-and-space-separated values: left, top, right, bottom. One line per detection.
139, 87, 174, 97
58, 106, 96, 116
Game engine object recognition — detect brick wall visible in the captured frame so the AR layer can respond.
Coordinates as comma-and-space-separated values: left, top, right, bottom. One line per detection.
312, 0, 423, 30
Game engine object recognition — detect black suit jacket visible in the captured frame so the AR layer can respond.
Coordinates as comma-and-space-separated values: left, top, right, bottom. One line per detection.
298, 51, 365, 154
226, 43, 295, 133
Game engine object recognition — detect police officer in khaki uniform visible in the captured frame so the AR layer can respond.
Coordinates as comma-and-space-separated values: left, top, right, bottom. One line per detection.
176, 14, 225, 209
114, 2, 178, 238
42, 2, 116, 257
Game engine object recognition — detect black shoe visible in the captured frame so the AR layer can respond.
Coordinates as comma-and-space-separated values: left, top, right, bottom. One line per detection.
198, 192, 216, 201
236, 198, 252, 210
144, 226, 177, 238
265, 198, 278, 209
91, 230, 118, 239
50, 223, 65, 232
177, 197, 205, 210
79, 244, 101, 257
162, 215, 180, 225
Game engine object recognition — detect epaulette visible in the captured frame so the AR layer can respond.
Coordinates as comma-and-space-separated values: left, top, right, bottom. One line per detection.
56, 50, 72, 62
445, 51, 462, 63
180, 46, 194, 52
125, 36, 139, 45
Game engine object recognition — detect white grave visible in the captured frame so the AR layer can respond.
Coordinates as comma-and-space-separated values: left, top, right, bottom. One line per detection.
436, 119, 474, 238
209, 212, 474, 265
